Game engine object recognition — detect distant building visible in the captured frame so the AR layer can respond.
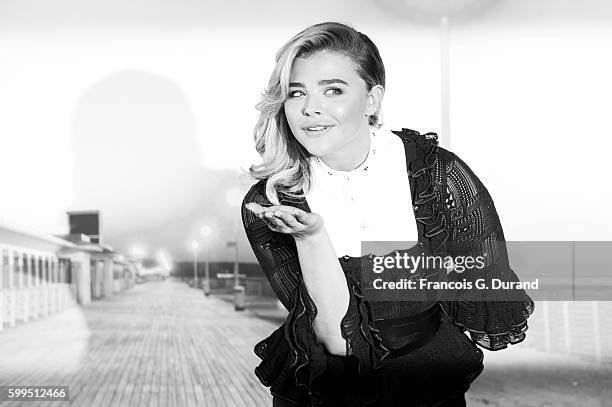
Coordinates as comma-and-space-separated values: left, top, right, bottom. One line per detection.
0, 222, 76, 330
66, 210, 102, 244
57, 211, 135, 303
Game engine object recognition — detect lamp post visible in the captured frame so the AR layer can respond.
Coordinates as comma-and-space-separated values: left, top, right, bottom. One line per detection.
373, 0, 491, 148
191, 240, 199, 288
130, 246, 146, 283
200, 225, 212, 296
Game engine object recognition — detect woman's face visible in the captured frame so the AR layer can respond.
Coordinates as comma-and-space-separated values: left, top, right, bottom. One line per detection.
283, 50, 378, 158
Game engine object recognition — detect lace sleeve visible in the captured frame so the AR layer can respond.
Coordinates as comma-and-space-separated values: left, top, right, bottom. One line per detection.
241, 180, 388, 404
438, 149, 536, 351
241, 181, 300, 311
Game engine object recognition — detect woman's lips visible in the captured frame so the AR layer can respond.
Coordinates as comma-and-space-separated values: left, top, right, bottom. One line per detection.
303, 125, 334, 136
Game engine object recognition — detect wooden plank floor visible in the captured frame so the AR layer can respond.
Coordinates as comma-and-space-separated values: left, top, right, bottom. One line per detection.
0, 278, 276, 407
3, 280, 612, 407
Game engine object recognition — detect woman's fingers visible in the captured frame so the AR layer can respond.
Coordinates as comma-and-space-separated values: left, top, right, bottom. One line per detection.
274, 210, 302, 228
245, 202, 267, 216
246, 203, 307, 224
264, 212, 292, 233
261, 209, 305, 233
263, 210, 294, 230
246, 203, 277, 224
246, 202, 321, 237
277, 206, 310, 224
245, 202, 315, 234
293, 210, 310, 223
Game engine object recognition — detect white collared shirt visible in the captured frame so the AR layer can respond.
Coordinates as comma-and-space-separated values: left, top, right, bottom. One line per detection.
304, 126, 419, 257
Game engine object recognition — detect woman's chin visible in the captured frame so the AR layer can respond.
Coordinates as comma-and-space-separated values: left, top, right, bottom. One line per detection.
307, 148, 330, 157
301, 143, 329, 157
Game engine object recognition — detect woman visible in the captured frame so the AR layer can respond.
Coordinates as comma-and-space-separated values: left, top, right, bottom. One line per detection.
241, 21, 534, 407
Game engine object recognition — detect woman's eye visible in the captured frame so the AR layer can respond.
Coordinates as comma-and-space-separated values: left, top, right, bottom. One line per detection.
288, 90, 304, 98
288, 88, 342, 99
325, 88, 343, 95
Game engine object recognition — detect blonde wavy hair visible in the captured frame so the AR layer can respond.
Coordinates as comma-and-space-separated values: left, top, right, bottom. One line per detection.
248, 21, 386, 204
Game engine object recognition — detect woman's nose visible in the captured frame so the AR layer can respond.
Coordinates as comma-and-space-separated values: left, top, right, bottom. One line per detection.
301, 96, 322, 116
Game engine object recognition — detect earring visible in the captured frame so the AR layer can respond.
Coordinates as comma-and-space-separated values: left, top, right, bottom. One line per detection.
376, 106, 384, 126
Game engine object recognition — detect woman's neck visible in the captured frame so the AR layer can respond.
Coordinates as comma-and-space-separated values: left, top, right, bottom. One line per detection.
319, 126, 372, 171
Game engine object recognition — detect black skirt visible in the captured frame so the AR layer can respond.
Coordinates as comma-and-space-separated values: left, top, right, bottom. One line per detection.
287, 310, 484, 407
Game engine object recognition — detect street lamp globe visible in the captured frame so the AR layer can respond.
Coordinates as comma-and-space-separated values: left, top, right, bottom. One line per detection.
131, 246, 146, 259
190, 240, 199, 251
374, 0, 491, 21
200, 225, 213, 238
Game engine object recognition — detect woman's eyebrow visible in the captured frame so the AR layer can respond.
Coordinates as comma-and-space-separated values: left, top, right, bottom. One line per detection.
289, 79, 349, 87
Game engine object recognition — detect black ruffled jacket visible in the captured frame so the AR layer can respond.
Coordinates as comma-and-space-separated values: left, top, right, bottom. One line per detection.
241, 128, 535, 405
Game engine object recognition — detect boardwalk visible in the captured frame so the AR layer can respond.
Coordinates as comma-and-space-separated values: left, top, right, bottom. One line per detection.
1, 279, 611, 407
0, 278, 274, 407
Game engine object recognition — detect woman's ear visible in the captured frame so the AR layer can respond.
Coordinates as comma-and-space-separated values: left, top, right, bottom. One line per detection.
366, 85, 385, 116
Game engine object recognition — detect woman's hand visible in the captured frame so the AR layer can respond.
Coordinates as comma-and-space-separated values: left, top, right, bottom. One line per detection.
245, 202, 323, 240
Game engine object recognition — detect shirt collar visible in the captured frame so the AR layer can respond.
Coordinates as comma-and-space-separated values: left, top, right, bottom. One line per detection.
310, 129, 376, 177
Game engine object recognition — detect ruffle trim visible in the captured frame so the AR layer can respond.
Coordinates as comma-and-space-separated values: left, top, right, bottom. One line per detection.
286, 275, 327, 393
392, 128, 449, 257
340, 272, 391, 370
439, 298, 536, 351
392, 128, 535, 352
253, 271, 389, 405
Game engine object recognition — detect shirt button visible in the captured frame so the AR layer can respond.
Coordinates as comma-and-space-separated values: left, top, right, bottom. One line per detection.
360, 225, 366, 231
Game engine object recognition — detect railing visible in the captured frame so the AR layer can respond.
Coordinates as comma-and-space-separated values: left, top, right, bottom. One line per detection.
244, 277, 277, 297
1, 244, 76, 331
524, 300, 612, 365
